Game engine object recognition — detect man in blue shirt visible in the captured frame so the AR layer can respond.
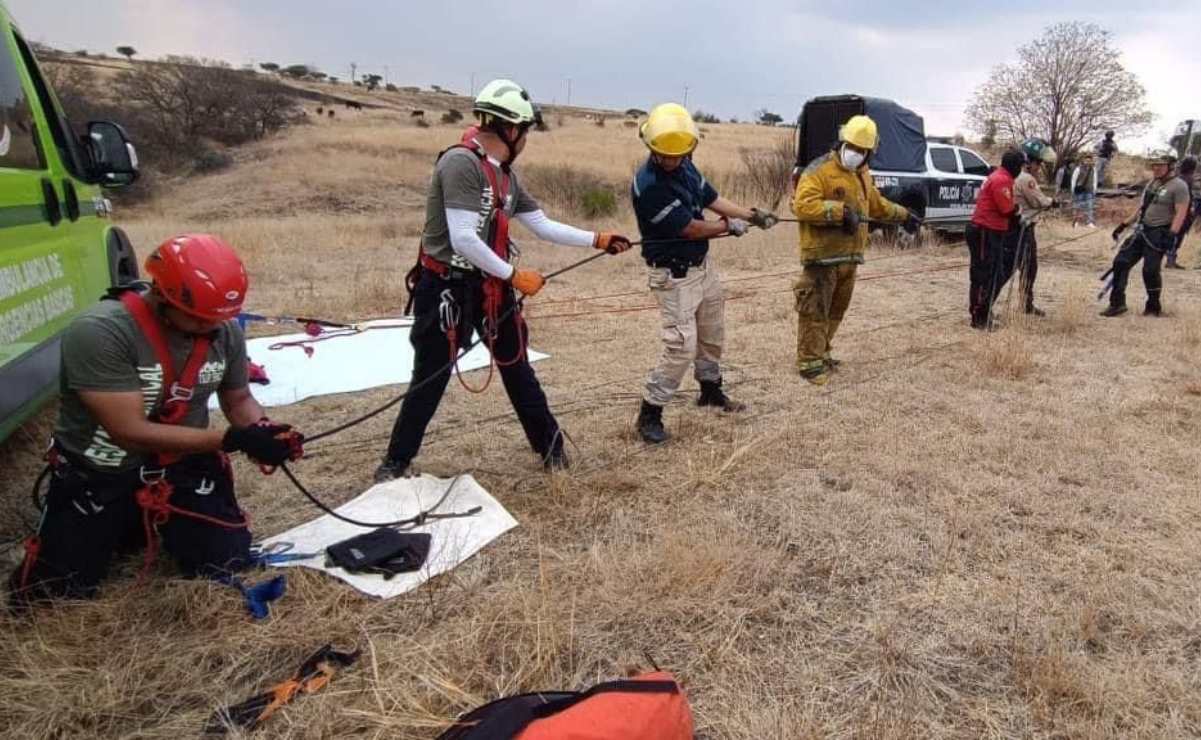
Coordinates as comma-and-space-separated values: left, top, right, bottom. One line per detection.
631, 103, 778, 443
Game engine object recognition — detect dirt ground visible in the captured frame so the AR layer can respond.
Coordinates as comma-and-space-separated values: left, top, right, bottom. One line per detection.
2, 111, 1201, 739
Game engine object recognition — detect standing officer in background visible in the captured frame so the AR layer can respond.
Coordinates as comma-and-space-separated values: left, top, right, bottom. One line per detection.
1071, 152, 1099, 228
966, 149, 1025, 329
1166, 156, 1196, 269
1095, 130, 1118, 186
631, 103, 779, 444
1012, 139, 1060, 316
790, 115, 916, 384
376, 79, 633, 479
1103, 152, 1190, 317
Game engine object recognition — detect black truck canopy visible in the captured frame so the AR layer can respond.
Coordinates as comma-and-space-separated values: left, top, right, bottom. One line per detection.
796, 95, 926, 173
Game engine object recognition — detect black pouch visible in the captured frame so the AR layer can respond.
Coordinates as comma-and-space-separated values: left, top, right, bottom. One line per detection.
325, 529, 431, 579
668, 262, 689, 279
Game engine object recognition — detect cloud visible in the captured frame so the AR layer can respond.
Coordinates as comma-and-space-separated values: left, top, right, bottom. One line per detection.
7, 0, 1197, 149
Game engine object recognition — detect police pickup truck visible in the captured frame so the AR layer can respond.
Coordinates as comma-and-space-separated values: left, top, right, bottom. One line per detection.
794, 95, 991, 233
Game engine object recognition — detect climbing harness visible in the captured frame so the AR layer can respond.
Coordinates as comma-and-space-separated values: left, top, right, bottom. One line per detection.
118, 288, 249, 580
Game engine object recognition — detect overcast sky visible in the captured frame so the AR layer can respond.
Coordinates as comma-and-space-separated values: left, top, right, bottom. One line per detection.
9, 0, 1198, 151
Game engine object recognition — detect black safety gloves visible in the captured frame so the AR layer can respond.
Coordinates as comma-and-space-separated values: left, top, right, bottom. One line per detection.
223, 418, 305, 466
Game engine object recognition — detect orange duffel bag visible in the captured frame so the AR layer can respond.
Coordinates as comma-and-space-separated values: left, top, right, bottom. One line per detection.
436, 671, 694, 740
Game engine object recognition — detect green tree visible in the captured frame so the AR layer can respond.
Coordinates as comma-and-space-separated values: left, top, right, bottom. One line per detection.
116, 46, 136, 62
259, 62, 280, 74
755, 109, 783, 126
282, 64, 312, 79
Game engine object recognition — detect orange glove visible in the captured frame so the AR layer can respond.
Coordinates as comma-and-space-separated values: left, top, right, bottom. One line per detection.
593, 232, 633, 254
511, 269, 545, 297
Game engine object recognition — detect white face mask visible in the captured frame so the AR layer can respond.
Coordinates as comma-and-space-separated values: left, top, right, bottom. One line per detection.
840, 146, 866, 170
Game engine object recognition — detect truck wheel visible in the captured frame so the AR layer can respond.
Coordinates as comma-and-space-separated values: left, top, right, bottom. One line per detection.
107, 227, 139, 287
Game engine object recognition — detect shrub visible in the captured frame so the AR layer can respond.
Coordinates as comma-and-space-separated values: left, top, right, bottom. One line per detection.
385, 83, 398, 92
693, 110, 720, 124
192, 148, 233, 173
441, 109, 464, 124
593, 116, 605, 127
109, 56, 300, 170
415, 117, 430, 128
734, 131, 797, 210
522, 164, 622, 219
581, 188, 617, 218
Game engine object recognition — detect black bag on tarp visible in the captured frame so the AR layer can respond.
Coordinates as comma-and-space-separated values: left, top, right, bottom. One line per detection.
324, 529, 431, 579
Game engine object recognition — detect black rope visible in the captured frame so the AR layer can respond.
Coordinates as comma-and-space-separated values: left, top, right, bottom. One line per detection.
304, 231, 742, 445
30, 464, 50, 513
278, 464, 480, 529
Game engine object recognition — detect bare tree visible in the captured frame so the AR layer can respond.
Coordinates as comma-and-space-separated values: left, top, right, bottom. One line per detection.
114, 56, 299, 168
964, 22, 1151, 160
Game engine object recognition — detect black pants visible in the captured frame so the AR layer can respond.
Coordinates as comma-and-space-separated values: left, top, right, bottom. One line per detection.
9, 451, 251, 606
1170, 207, 1196, 261
1012, 226, 1038, 310
966, 223, 1016, 325
1109, 227, 1171, 309
384, 269, 562, 467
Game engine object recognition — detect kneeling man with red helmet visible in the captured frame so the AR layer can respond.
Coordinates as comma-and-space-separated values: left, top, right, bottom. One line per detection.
9, 234, 303, 609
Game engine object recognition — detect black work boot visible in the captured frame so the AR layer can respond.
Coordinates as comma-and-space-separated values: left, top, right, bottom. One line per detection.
697, 379, 746, 413
543, 441, 570, 472
1144, 301, 1163, 317
637, 401, 669, 444
1100, 304, 1128, 317
373, 458, 412, 483
1025, 304, 1046, 317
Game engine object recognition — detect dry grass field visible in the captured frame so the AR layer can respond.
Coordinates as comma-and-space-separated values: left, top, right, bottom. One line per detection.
2, 108, 1201, 739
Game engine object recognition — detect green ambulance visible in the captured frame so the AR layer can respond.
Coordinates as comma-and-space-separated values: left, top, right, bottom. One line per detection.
0, 3, 139, 441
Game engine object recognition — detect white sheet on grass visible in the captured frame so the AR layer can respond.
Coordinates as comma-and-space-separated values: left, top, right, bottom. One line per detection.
209, 319, 548, 409
260, 474, 517, 599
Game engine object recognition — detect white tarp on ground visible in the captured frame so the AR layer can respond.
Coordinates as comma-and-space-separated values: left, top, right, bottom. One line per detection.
209, 319, 548, 409
260, 474, 517, 599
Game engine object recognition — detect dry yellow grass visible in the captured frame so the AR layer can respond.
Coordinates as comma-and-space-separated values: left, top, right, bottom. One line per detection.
3, 110, 1201, 738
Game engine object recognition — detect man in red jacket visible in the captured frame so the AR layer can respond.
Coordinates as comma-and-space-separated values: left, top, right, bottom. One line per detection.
965, 150, 1025, 329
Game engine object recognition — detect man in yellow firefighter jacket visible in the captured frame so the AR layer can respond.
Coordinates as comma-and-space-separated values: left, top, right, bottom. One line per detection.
790, 115, 917, 385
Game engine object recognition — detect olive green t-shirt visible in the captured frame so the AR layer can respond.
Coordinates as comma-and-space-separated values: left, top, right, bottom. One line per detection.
1142, 176, 1189, 228
55, 293, 248, 473
420, 146, 540, 270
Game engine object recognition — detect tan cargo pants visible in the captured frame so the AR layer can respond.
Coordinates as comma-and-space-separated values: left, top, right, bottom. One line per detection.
794, 262, 857, 373
644, 258, 725, 406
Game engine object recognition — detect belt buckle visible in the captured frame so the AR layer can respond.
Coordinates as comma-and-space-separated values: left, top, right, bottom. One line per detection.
166, 382, 193, 404
139, 466, 167, 485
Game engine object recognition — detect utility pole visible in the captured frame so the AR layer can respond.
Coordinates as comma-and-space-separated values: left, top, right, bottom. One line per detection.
566, 78, 572, 106
383, 65, 389, 85
683, 85, 690, 109
350, 61, 357, 83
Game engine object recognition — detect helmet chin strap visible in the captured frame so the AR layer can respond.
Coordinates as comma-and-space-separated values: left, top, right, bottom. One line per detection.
483, 117, 525, 169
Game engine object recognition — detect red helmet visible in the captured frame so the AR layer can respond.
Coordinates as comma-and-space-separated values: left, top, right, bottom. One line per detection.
144, 234, 248, 321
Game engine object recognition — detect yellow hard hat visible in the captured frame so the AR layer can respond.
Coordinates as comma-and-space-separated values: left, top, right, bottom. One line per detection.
640, 103, 699, 157
839, 115, 879, 150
